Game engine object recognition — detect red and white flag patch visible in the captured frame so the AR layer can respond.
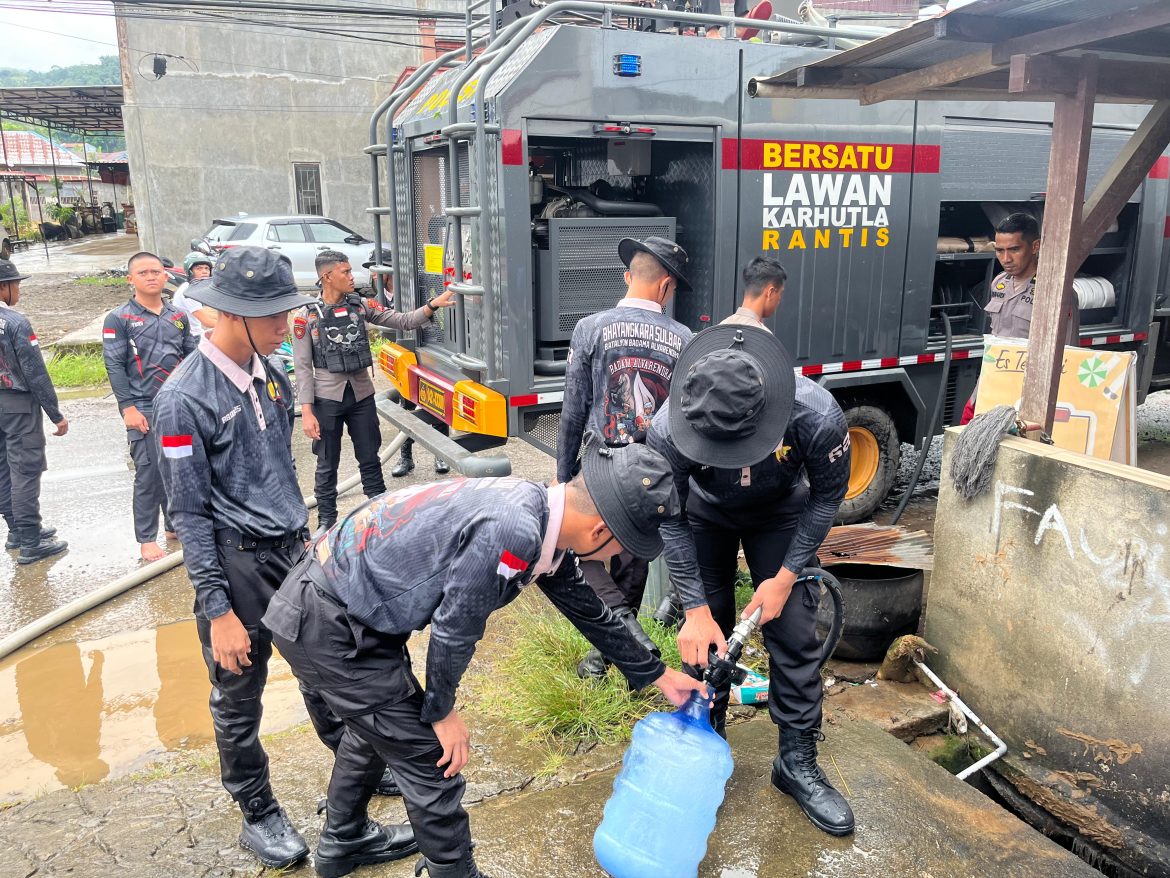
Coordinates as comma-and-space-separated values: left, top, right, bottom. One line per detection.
333, 307, 348, 318
497, 550, 526, 579
103, 328, 117, 340
161, 434, 194, 459
28, 334, 38, 348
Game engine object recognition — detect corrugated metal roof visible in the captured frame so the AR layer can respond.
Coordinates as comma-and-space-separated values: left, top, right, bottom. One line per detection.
0, 131, 85, 169
749, 0, 1170, 104
0, 85, 124, 133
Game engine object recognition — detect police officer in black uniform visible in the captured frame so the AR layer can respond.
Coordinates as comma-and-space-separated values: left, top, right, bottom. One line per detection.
649, 324, 856, 837
292, 249, 455, 531
0, 257, 69, 564
103, 251, 197, 561
154, 248, 416, 871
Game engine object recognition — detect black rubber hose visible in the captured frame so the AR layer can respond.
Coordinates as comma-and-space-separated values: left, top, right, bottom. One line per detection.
544, 183, 664, 217
797, 567, 845, 668
890, 313, 953, 526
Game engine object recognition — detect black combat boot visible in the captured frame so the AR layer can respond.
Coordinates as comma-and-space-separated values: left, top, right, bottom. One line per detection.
239, 798, 310, 869
576, 648, 610, 679
414, 850, 492, 877
772, 727, 855, 836
17, 530, 68, 565
391, 442, 415, 478
7, 524, 56, 550
433, 458, 450, 475
375, 767, 401, 797
314, 803, 418, 878
614, 607, 661, 658
651, 592, 683, 628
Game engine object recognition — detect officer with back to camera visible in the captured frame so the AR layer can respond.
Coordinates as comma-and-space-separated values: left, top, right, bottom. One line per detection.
292, 249, 455, 532
0, 257, 69, 564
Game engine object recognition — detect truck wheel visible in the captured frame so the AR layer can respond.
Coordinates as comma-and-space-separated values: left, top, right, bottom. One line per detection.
837, 403, 900, 524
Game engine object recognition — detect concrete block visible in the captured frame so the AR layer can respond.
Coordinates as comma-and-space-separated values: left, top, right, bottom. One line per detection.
926, 428, 1170, 874
829, 678, 948, 742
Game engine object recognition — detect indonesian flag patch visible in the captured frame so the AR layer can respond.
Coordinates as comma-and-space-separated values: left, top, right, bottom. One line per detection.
333, 307, 348, 318
28, 334, 38, 348
103, 328, 117, 340
497, 550, 526, 579
161, 434, 194, 459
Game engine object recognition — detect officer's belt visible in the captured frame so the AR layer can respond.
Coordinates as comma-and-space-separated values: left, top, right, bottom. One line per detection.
215, 528, 305, 552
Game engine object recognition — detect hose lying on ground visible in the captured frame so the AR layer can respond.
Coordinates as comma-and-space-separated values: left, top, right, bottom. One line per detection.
0, 429, 408, 662
948, 405, 1020, 501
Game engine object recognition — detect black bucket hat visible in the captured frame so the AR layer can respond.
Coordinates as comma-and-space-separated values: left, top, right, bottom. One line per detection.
0, 258, 30, 284
193, 247, 314, 317
362, 247, 393, 270
669, 324, 796, 468
580, 438, 679, 559
618, 236, 691, 293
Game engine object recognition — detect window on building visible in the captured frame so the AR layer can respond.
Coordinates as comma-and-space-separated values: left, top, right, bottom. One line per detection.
294, 163, 323, 215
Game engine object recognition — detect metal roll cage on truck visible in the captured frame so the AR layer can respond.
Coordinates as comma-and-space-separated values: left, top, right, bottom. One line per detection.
365, 1, 1170, 522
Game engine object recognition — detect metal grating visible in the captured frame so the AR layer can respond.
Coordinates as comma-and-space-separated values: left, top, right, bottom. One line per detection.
521, 409, 562, 456
392, 150, 415, 309
486, 27, 557, 101
412, 149, 452, 346
648, 142, 716, 327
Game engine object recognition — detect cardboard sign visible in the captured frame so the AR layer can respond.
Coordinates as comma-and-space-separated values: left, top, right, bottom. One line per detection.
974, 336, 1136, 464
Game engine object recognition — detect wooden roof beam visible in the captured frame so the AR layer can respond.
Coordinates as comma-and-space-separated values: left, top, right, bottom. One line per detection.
859, 47, 996, 106
1080, 100, 1170, 259
1009, 54, 1170, 102
991, 1, 1170, 66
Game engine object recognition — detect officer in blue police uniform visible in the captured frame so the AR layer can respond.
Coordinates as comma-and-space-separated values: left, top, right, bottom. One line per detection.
0, 258, 69, 564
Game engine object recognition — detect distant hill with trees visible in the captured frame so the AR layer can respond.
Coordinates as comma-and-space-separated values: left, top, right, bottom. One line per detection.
0, 55, 121, 88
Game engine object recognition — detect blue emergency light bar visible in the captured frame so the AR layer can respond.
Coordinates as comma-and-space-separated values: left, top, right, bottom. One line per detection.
612, 54, 642, 77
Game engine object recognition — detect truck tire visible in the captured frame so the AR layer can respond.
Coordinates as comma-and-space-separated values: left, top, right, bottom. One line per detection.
836, 402, 900, 524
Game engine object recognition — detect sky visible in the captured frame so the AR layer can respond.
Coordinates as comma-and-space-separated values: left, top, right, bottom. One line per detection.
0, 4, 120, 70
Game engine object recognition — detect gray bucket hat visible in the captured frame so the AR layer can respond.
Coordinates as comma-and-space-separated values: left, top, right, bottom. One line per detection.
580, 438, 679, 559
192, 247, 314, 317
669, 324, 796, 468
0, 258, 30, 284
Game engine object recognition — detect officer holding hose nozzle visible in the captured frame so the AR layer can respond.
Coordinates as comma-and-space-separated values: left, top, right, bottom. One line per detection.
647, 322, 855, 837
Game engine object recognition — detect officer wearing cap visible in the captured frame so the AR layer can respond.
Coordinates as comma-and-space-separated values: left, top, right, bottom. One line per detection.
648, 323, 856, 837
292, 249, 455, 532
263, 441, 700, 878
558, 235, 693, 678
103, 251, 197, 561
153, 247, 406, 870
171, 251, 218, 338
0, 257, 69, 564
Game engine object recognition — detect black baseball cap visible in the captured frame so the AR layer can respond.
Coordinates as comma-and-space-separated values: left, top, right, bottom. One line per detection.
580, 438, 679, 559
618, 236, 691, 293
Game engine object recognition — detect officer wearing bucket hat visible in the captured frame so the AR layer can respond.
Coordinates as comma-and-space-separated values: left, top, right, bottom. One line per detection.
153, 247, 407, 870
647, 323, 856, 837
559, 235, 692, 679
262, 440, 701, 878
0, 257, 70, 563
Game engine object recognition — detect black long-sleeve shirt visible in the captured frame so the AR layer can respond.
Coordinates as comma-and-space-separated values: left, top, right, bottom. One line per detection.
315, 478, 666, 722
102, 296, 196, 417
154, 337, 306, 621
0, 302, 62, 422
647, 380, 851, 609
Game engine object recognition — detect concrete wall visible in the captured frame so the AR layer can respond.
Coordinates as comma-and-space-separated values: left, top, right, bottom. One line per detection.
116, 0, 430, 260
926, 430, 1170, 875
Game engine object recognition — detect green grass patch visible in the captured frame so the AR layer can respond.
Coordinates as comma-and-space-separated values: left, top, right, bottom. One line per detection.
76, 274, 127, 287
46, 351, 107, 387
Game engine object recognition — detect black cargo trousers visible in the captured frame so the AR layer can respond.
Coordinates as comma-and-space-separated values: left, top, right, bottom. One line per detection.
580, 554, 650, 614
312, 384, 384, 528
685, 481, 824, 738
0, 395, 47, 542
197, 533, 384, 817
264, 553, 472, 864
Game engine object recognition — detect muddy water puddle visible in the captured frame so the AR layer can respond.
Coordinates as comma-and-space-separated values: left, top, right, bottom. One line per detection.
0, 619, 307, 801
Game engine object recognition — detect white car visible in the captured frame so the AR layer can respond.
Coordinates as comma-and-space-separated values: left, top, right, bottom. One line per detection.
199, 214, 374, 290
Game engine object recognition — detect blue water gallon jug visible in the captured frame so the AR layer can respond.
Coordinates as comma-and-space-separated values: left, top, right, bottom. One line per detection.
593, 690, 734, 878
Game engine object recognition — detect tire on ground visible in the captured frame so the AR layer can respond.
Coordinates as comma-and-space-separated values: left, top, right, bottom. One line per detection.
836, 402, 900, 524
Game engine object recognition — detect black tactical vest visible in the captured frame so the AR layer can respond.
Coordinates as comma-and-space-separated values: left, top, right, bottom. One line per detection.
311, 296, 373, 374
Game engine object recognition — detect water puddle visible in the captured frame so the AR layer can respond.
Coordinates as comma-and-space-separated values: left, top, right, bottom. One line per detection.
0, 619, 308, 801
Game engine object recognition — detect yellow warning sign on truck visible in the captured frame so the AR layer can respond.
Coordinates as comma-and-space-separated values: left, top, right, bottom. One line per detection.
424, 244, 444, 275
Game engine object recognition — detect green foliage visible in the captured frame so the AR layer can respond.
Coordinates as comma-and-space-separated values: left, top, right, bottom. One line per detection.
0, 200, 41, 242
484, 608, 676, 744
48, 203, 75, 224
47, 352, 107, 387
0, 56, 122, 88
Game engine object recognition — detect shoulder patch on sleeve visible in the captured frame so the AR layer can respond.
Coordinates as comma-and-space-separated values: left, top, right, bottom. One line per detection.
365, 297, 385, 313
293, 314, 307, 339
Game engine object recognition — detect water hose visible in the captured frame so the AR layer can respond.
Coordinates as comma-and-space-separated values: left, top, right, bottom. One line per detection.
0, 405, 408, 662
890, 313, 954, 526
798, 567, 845, 667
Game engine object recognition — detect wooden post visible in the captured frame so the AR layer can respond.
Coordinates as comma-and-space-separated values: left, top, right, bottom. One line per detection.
1019, 55, 1098, 435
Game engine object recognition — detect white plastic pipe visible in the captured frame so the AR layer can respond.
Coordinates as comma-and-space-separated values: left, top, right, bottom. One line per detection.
913, 658, 1008, 780
0, 431, 408, 662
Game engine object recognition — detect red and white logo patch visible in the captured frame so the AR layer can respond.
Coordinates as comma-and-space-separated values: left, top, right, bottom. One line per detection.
103, 328, 117, 340
497, 550, 526, 579
161, 434, 193, 459
28, 334, 38, 348
293, 315, 307, 339
333, 307, 348, 318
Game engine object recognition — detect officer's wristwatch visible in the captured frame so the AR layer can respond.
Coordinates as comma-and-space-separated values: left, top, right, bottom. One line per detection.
425, 296, 439, 314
